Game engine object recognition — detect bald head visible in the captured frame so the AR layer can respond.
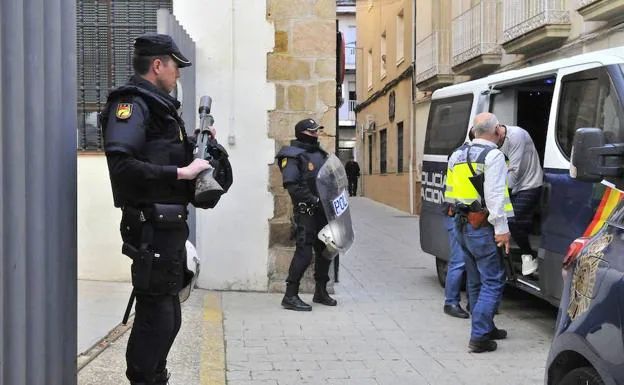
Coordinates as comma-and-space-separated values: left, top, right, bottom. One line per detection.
472, 112, 499, 137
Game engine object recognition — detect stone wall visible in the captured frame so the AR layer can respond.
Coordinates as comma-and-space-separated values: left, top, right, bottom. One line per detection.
266, 0, 337, 292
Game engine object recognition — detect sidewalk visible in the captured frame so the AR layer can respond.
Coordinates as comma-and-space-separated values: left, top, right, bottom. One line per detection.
78, 197, 556, 385
78, 280, 133, 354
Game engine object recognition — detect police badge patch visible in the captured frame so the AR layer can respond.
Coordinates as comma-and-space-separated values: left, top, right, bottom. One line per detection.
116, 103, 133, 120
567, 232, 613, 320
308, 162, 314, 171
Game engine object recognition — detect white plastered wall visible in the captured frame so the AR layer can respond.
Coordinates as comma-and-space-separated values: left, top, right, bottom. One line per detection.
173, 0, 275, 291
77, 155, 130, 281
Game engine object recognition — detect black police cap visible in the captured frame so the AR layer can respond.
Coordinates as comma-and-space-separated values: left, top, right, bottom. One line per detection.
134, 33, 192, 68
295, 118, 324, 135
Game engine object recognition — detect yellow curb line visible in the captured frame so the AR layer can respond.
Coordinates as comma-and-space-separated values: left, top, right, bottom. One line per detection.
201, 292, 226, 385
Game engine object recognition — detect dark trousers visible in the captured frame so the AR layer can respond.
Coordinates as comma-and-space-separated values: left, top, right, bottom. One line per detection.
454, 221, 505, 339
508, 187, 542, 255
286, 211, 331, 289
126, 294, 181, 383
347, 177, 358, 196
120, 208, 189, 384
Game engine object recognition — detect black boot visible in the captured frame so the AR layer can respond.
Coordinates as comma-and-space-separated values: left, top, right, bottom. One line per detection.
313, 282, 337, 306
281, 283, 312, 311
153, 369, 170, 385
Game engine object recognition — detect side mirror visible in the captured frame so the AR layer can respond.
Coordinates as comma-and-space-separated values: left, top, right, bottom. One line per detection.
570, 128, 624, 181
570, 128, 605, 182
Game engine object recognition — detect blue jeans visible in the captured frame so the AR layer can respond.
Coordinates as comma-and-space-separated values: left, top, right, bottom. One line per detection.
444, 216, 465, 306
454, 220, 505, 339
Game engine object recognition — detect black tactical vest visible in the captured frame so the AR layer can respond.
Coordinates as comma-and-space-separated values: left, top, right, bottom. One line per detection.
101, 81, 195, 207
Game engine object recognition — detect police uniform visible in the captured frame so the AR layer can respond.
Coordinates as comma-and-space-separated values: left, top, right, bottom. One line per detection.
444, 139, 513, 353
276, 119, 337, 311
101, 34, 195, 385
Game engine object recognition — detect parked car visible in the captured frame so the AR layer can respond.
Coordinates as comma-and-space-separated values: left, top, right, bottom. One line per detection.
545, 127, 624, 385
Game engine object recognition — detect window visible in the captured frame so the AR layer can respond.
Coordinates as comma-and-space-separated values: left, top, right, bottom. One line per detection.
76, 0, 174, 151
348, 81, 356, 101
424, 94, 473, 156
368, 135, 373, 174
556, 67, 624, 158
380, 129, 387, 174
396, 11, 404, 64
380, 32, 387, 78
397, 122, 404, 173
367, 49, 373, 89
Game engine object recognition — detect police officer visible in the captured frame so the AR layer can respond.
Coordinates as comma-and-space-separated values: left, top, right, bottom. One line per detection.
276, 118, 337, 311
101, 34, 214, 385
444, 112, 513, 353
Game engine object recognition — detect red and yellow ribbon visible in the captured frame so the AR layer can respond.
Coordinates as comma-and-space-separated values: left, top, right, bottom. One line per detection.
583, 186, 623, 237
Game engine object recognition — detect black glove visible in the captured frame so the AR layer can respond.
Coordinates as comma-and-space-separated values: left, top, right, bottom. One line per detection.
297, 198, 319, 216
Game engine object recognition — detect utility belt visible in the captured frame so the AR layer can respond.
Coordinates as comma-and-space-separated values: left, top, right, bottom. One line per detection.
295, 200, 319, 216
448, 201, 490, 229
120, 203, 188, 323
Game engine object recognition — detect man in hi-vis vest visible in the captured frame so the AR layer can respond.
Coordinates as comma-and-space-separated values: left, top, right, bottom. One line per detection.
444, 112, 514, 353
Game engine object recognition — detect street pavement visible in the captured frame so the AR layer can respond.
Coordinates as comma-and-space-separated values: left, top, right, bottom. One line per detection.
78, 197, 557, 385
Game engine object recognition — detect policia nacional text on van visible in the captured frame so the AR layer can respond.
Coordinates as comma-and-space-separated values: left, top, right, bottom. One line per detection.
444, 112, 512, 353
101, 34, 231, 385
420, 47, 624, 307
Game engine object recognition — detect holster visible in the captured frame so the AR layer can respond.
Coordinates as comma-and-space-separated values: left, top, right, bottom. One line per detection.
121, 204, 187, 291
456, 202, 490, 229
466, 210, 489, 229
122, 242, 154, 291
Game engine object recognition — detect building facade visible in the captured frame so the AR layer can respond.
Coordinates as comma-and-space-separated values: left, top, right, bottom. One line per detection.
355, 0, 417, 213
356, 0, 624, 215
77, 0, 337, 292
337, 0, 357, 162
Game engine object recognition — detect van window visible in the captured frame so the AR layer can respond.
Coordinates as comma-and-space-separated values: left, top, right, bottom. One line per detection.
556, 67, 624, 158
424, 94, 473, 156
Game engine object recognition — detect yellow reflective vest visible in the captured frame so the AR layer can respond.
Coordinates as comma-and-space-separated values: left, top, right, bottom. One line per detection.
444, 143, 514, 217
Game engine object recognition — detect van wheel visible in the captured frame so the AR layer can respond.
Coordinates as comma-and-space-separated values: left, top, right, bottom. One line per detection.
558, 367, 604, 385
435, 258, 448, 288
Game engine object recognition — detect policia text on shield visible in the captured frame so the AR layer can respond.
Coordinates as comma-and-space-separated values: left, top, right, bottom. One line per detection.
100, 33, 232, 385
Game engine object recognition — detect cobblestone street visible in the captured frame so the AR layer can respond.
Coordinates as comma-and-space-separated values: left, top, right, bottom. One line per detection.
79, 198, 557, 385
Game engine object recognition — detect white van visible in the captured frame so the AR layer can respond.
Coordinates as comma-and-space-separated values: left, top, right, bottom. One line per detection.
420, 46, 624, 305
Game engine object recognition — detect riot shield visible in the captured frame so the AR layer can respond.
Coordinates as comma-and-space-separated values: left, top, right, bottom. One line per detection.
316, 154, 355, 260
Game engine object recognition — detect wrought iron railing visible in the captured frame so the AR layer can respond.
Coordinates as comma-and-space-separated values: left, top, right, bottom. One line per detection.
415, 30, 451, 83
452, 0, 501, 67
348, 100, 357, 121
502, 0, 570, 44
577, 0, 601, 8
346, 46, 356, 66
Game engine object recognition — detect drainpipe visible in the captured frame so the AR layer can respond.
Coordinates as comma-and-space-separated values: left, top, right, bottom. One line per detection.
228, 0, 236, 146
408, 0, 416, 215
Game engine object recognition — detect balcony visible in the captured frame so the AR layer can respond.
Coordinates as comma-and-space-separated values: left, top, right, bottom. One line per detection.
452, 1, 502, 77
577, 0, 624, 23
501, 0, 571, 55
339, 100, 357, 125
415, 30, 454, 92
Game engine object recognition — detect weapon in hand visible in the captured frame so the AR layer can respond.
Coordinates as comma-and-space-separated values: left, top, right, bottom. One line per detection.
194, 95, 225, 204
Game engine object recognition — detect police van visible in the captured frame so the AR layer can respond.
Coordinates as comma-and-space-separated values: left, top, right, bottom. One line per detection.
420, 46, 624, 306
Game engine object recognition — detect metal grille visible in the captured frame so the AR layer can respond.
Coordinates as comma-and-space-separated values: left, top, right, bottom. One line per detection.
76, 0, 173, 151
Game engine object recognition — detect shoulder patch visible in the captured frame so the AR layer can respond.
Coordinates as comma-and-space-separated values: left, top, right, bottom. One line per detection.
116, 103, 133, 120
308, 162, 314, 171
281, 158, 288, 169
